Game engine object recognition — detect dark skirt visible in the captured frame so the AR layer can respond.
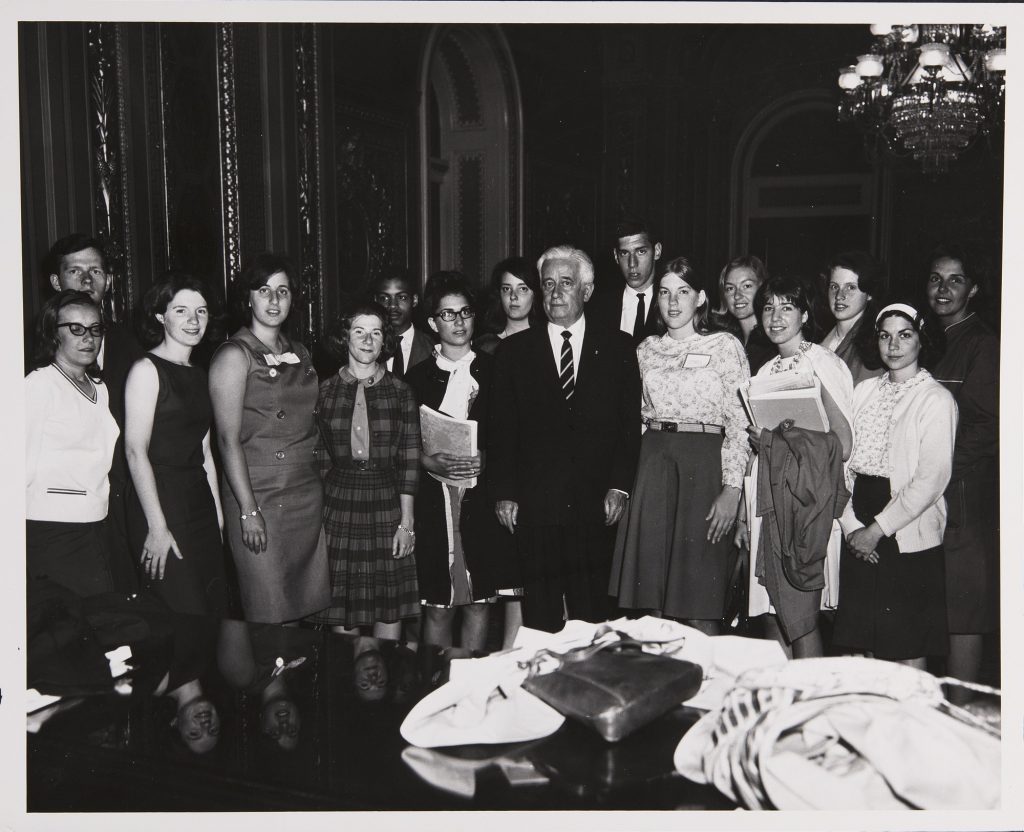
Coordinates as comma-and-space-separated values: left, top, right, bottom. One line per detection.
314, 465, 420, 628
943, 469, 999, 634
833, 474, 948, 660
609, 431, 730, 620
126, 466, 227, 618
26, 519, 114, 597
223, 461, 330, 623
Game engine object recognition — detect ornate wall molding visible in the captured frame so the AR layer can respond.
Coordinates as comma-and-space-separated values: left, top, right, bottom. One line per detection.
456, 153, 483, 280
217, 23, 242, 286
87, 22, 129, 320
296, 23, 324, 342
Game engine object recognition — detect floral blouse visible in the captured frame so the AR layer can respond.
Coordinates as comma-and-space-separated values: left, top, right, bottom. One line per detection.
849, 369, 932, 478
638, 331, 751, 488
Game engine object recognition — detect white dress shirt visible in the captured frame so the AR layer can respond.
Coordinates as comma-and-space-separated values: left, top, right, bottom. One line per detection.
547, 316, 586, 383
619, 285, 652, 335
387, 326, 414, 373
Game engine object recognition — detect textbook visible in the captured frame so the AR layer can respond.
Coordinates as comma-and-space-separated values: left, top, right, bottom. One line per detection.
419, 405, 479, 488
739, 370, 830, 433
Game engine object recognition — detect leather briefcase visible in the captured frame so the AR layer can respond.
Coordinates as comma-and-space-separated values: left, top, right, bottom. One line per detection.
521, 637, 703, 743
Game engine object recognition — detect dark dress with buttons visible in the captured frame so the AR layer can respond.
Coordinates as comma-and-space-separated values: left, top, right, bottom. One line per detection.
214, 330, 330, 623
126, 354, 226, 616
313, 370, 421, 628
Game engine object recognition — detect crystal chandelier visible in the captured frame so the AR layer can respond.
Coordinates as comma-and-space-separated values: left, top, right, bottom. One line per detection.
837, 24, 1007, 175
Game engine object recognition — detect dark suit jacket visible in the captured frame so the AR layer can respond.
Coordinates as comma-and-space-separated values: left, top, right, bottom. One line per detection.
101, 321, 145, 434
589, 281, 661, 347
407, 328, 435, 372
488, 318, 642, 527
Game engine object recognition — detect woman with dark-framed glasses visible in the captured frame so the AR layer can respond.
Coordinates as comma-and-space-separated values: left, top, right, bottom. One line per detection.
26, 290, 120, 596
407, 272, 511, 651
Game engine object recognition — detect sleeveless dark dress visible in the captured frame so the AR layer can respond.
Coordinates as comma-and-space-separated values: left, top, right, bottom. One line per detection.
126, 354, 226, 616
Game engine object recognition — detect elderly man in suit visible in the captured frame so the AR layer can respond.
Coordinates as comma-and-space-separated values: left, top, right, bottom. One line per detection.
489, 245, 641, 632
44, 233, 144, 592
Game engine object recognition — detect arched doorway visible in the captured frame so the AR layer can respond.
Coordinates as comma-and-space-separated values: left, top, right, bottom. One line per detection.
418, 25, 523, 288
729, 90, 884, 278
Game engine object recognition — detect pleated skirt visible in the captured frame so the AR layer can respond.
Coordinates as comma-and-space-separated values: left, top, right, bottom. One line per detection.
314, 466, 420, 628
610, 430, 730, 620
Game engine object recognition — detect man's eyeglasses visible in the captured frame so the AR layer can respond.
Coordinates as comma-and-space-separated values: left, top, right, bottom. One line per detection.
375, 292, 412, 307
433, 307, 476, 322
57, 322, 107, 337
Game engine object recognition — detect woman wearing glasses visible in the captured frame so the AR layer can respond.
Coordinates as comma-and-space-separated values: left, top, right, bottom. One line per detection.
124, 273, 226, 616
314, 299, 421, 638
26, 290, 120, 595
406, 272, 508, 650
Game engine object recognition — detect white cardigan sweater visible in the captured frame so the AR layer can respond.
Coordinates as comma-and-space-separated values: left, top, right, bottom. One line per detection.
839, 372, 958, 553
25, 365, 119, 523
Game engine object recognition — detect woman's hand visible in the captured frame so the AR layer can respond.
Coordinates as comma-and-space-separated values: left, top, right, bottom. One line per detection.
241, 511, 268, 554
423, 452, 481, 481
141, 525, 183, 581
847, 523, 883, 564
706, 486, 742, 543
393, 525, 415, 559
745, 424, 762, 451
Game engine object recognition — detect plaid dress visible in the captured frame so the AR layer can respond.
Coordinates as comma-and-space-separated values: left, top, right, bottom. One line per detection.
313, 370, 421, 628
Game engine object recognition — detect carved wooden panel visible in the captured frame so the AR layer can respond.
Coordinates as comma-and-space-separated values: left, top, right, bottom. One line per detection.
455, 153, 483, 280
333, 104, 408, 292
526, 158, 599, 258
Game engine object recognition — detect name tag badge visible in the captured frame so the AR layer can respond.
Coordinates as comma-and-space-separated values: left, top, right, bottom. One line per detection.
683, 353, 711, 369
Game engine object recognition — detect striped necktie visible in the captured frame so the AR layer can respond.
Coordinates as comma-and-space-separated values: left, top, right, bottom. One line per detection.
559, 331, 574, 400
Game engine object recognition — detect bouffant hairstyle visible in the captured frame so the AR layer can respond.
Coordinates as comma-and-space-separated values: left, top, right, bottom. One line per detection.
322, 300, 397, 365
654, 255, 711, 335
753, 274, 821, 342
422, 270, 477, 317
230, 252, 300, 328
32, 289, 102, 374
715, 254, 769, 317
138, 272, 220, 348
873, 304, 946, 371
483, 256, 542, 332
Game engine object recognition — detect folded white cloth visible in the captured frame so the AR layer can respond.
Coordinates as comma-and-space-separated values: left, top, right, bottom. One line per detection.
263, 351, 300, 366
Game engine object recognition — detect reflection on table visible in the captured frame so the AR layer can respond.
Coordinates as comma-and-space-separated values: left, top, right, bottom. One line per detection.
27, 582, 729, 811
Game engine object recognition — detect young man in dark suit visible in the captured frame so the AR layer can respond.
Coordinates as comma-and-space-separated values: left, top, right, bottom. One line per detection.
371, 269, 435, 379
591, 218, 663, 346
44, 233, 145, 592
489, 245, 642, 632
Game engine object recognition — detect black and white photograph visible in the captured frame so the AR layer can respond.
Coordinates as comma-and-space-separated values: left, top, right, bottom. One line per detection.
7, 1, 1022, 828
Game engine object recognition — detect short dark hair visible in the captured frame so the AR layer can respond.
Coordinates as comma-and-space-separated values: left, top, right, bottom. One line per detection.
43, 233, 110, 280
230, 252, 300, 327
613, 217, 659, 245
322, 300, 398, 365
484, 256, 542, 332
874, 304, 946, 370
654, 256, 710, 335
753, 274, 820, 341
368, 267, 419, 298
139, 272, 220, 349
32, 290, 102, 374
422, 270, 477, 318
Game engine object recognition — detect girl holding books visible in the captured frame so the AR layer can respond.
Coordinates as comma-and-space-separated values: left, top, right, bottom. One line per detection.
406, 271, 509, 651
609, 257, 750, 635
736, 274, 854, 657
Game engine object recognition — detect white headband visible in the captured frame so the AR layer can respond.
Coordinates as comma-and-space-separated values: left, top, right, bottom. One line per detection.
876, 303, 920, 324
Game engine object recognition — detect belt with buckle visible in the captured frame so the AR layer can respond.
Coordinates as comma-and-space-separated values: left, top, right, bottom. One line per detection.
337, 458, 389, 471
645, 420, 725, 435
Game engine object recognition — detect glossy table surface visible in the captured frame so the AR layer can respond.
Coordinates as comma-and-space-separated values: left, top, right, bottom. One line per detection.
27, 589, 732, 811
